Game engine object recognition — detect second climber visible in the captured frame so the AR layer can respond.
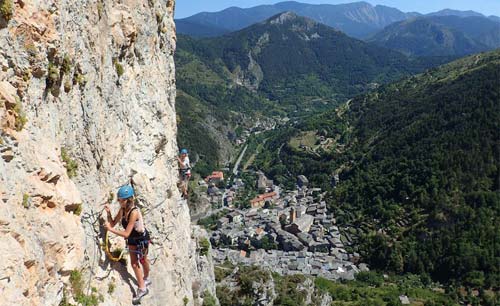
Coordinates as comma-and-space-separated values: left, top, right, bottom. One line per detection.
177, 148, 191, 198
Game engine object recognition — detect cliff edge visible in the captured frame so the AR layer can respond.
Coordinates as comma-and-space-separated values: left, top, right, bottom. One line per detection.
0, 0, 215, 305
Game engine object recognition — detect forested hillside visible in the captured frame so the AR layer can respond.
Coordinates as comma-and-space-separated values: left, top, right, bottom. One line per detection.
251, 50, 500, 293
175, 35, 278, 173
179, 12, 433, 108
174, 12, 448, 170
337, 51, 499, 288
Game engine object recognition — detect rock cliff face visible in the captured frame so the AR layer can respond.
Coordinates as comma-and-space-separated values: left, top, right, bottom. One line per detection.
0, 0, 215, 305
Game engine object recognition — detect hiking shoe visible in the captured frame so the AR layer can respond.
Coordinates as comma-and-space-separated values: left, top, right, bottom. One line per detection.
132, 287, 149, 304
144, 277, 152, 287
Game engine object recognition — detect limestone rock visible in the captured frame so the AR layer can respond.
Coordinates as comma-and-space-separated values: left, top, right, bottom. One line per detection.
0, 81, 18, 108
0, 0, 216, 305
1, 147, 14, 162
191, 226, 218, 304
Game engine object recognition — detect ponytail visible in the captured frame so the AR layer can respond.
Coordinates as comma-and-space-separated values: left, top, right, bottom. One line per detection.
126, 198, 135, 208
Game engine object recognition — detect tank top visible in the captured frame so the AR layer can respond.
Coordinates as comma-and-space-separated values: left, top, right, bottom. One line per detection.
180, 156, 191, 175
121, 207, 145, 239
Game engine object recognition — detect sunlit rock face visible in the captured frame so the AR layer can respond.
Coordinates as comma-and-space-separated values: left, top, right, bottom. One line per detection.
0, 0, 216, 305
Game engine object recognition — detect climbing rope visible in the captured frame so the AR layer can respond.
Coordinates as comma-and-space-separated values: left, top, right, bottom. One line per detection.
104, 230, 128, 262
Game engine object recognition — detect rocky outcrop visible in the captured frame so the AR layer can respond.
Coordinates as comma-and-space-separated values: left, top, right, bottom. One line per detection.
190, 226, 218, 305
0, 0, 216, 305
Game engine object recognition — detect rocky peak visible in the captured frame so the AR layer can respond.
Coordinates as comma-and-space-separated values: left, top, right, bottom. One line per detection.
264, 11, 320, 33
268, 11, 300, 25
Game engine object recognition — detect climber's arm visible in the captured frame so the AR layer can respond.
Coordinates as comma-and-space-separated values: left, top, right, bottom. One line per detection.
105, 210, 138, 238
105, 205, 122, 228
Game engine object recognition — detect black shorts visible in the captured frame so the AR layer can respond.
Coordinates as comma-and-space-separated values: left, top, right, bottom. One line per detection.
127, 230, 150, 248
181, 172, 191, 181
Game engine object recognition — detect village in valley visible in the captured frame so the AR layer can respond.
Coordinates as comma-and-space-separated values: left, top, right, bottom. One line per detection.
195, 158, 368, 281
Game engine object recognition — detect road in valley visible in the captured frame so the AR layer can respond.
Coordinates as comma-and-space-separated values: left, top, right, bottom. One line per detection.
232, 145, 248, 176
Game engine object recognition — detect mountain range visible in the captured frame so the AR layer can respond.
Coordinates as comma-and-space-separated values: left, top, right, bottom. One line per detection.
176, 1, 500, 39
176, 1, 417, 38
178, 12, 434, 107
369, 15, 500, 56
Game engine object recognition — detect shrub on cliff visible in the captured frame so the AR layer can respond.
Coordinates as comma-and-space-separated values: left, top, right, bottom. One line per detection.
0, 0, 13, 22
199, 238, 211, 256
61, 147, 78, 178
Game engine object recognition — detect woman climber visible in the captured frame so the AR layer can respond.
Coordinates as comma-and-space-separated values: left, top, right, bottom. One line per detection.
104, 185, 151, 303
177, 148, 191, 198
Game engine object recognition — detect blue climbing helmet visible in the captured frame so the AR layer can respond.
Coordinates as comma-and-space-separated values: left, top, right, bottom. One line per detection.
180, 148, 188, 154
117, 185, 135, 199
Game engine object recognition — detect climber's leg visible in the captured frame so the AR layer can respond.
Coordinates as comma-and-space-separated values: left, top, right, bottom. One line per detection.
129, 245, 145, 290
142, 249, 150, 280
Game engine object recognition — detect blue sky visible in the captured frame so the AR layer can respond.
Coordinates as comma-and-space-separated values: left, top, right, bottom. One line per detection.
175, 0, 500, 18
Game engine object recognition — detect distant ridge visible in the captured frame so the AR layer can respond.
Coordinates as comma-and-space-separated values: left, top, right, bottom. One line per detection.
176, 19, 230, 37
175, 1, 499, 38
427, 9, 485, 18
176, 1, 415, 38
175, 11, 445, 135
369, 15, 500, 56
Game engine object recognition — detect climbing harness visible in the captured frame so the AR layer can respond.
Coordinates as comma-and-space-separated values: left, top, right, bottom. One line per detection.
136, 238, 150, 264
180, 167, 191, 182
